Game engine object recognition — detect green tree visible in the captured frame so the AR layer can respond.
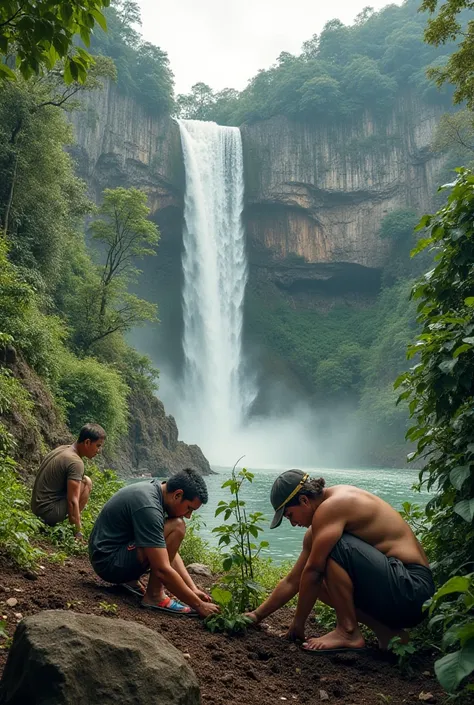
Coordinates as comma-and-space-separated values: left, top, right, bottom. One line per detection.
0, 72, 116, 286
177, 82, 216, 120
0, 0, 109, 82
88, 0, 174, 115
380, 209, 419, 240
422, 0, 474, 109
72, 187, 159, 353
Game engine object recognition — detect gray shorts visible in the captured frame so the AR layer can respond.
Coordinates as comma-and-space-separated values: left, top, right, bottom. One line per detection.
36, 498, 68, 526
329, 533, 435, 629
89, 542, 148, 584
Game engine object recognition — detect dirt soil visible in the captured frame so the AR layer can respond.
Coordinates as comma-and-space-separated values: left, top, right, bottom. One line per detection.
0, 553, 446, 705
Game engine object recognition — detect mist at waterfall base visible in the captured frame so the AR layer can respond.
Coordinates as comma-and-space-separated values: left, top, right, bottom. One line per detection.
155, 359, 364, 469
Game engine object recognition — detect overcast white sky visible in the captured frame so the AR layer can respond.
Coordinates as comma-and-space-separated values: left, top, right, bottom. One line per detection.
138, 0, 404, 95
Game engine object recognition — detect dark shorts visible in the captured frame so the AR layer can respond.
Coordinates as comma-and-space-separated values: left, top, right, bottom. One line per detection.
36, 498, 68, 527
89, 543, 148, 584
329, 533, 435, 629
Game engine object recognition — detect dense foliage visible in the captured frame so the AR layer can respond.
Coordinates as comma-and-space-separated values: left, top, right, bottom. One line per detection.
177, 0, 453, 126
422, 0, 474, 110
0, 72, 159, 449
88, 0, 174, 114
0, 0, 109, 82
396, 170, 474, 693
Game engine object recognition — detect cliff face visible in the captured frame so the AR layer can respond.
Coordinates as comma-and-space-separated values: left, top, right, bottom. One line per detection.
241, 94, 446, 298
70, 87, 446, 300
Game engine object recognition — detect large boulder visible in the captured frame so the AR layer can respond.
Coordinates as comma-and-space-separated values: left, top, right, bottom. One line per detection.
0, 610, 200, 705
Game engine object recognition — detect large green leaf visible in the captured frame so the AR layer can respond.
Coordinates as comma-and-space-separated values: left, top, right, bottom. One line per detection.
210, 587, 232, 606
432, 575, 471, 605
450, 465, 471, 491
434, 639, 474, 692
454, 499, 474, 523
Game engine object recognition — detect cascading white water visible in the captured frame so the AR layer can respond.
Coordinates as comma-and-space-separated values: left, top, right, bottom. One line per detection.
177, 119, 254, 461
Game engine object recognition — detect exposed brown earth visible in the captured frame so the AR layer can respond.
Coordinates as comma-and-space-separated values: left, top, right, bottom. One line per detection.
0, 553, 445, 705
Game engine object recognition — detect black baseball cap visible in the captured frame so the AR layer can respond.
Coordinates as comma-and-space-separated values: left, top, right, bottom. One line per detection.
270, 469, 309, 529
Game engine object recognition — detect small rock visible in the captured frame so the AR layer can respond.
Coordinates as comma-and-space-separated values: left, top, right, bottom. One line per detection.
319, 690, 329, 701
23, 571, 38, 581
6, 598, 18, 608
418, 693, 435, 703
14, 613, 23, 620
246, 668, 260, 681
39, 566, 45, 571
182, 653, 191, 659
280, 698, 287, 702
422, 671, 430, 677
0, 586, 10, 593
289, 644, 297, 651
13, 589, 23, 593
220, 673, 233, 684
186, 563, 212, 577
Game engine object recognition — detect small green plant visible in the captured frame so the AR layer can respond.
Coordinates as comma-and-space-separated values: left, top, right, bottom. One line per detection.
388, 636, 417, 675
376, 695, 392, 704
66, 600, 83, 610
211, 459, 268, 613
99, 601, 118, 615
427, 573, 474, 694
204, 586, 253, 635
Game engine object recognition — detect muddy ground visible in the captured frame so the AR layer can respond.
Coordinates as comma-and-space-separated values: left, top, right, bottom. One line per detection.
0, 553, 446, 704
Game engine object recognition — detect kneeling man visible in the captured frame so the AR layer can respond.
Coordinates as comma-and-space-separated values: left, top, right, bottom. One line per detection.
89, 468, 219, 618
31, 423, 105, 540
247, 470, 435, 652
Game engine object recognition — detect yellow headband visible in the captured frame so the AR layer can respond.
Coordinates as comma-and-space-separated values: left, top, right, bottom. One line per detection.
276, 473, 310, 511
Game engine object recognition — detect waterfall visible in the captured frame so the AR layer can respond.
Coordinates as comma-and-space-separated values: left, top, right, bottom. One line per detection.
177, 119, 254, 461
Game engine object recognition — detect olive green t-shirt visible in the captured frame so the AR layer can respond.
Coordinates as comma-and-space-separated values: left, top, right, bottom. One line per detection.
31, 445, 84, 517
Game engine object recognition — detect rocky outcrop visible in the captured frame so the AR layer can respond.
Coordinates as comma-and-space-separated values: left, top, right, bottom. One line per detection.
0, 610, 200, 705
111, 389, 213, 477
69, 82, 184, 209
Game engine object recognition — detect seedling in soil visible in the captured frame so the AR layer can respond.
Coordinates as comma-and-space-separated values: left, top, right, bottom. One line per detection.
388, 636, 416, 675
210, 457, 268, 617
204, 586, 253, 635
99, 601, 118, 615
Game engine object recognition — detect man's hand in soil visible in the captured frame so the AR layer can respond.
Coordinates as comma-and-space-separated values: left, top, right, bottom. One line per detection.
196, 600, 220, 618
193, 587, 212, 602
74, 530, 86, 544
244, 611, 261, 625
285, 619, 305, 642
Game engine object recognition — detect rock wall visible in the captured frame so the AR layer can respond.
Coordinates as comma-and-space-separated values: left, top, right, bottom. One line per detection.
70, 86, 446, 295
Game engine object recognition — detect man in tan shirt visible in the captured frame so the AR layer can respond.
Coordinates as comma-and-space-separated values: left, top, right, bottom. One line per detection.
31, 423, 106, 540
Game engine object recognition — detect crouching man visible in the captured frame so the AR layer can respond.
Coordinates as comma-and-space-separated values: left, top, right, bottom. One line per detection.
31, 423, 105, 540
89, 468, 219, 618
247, 470, 435, 653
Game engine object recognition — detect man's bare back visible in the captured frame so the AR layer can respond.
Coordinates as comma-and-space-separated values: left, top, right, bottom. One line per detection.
317, 485, 428, 566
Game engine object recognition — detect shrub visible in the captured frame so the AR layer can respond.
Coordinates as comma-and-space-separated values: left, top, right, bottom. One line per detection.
57, 353, 129, 442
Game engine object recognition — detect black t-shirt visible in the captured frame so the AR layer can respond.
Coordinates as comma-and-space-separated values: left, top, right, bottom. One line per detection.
89, 480, 166, 567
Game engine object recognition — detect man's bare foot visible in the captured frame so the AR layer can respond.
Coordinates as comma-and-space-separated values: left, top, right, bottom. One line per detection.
303, 627, 365, 652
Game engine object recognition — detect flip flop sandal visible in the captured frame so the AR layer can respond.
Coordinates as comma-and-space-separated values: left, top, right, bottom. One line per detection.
301, 644, 367, 654
121, 582, 146, 598
141, 596, 199, 617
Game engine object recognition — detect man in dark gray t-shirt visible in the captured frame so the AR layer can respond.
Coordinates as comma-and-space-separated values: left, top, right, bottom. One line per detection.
89, 469, 219, 619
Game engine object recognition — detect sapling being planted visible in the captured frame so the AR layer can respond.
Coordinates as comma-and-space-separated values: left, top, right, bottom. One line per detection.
204, 458, 269, 634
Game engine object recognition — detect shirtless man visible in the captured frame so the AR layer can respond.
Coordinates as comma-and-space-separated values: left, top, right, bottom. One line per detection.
247, 470, 434, 652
